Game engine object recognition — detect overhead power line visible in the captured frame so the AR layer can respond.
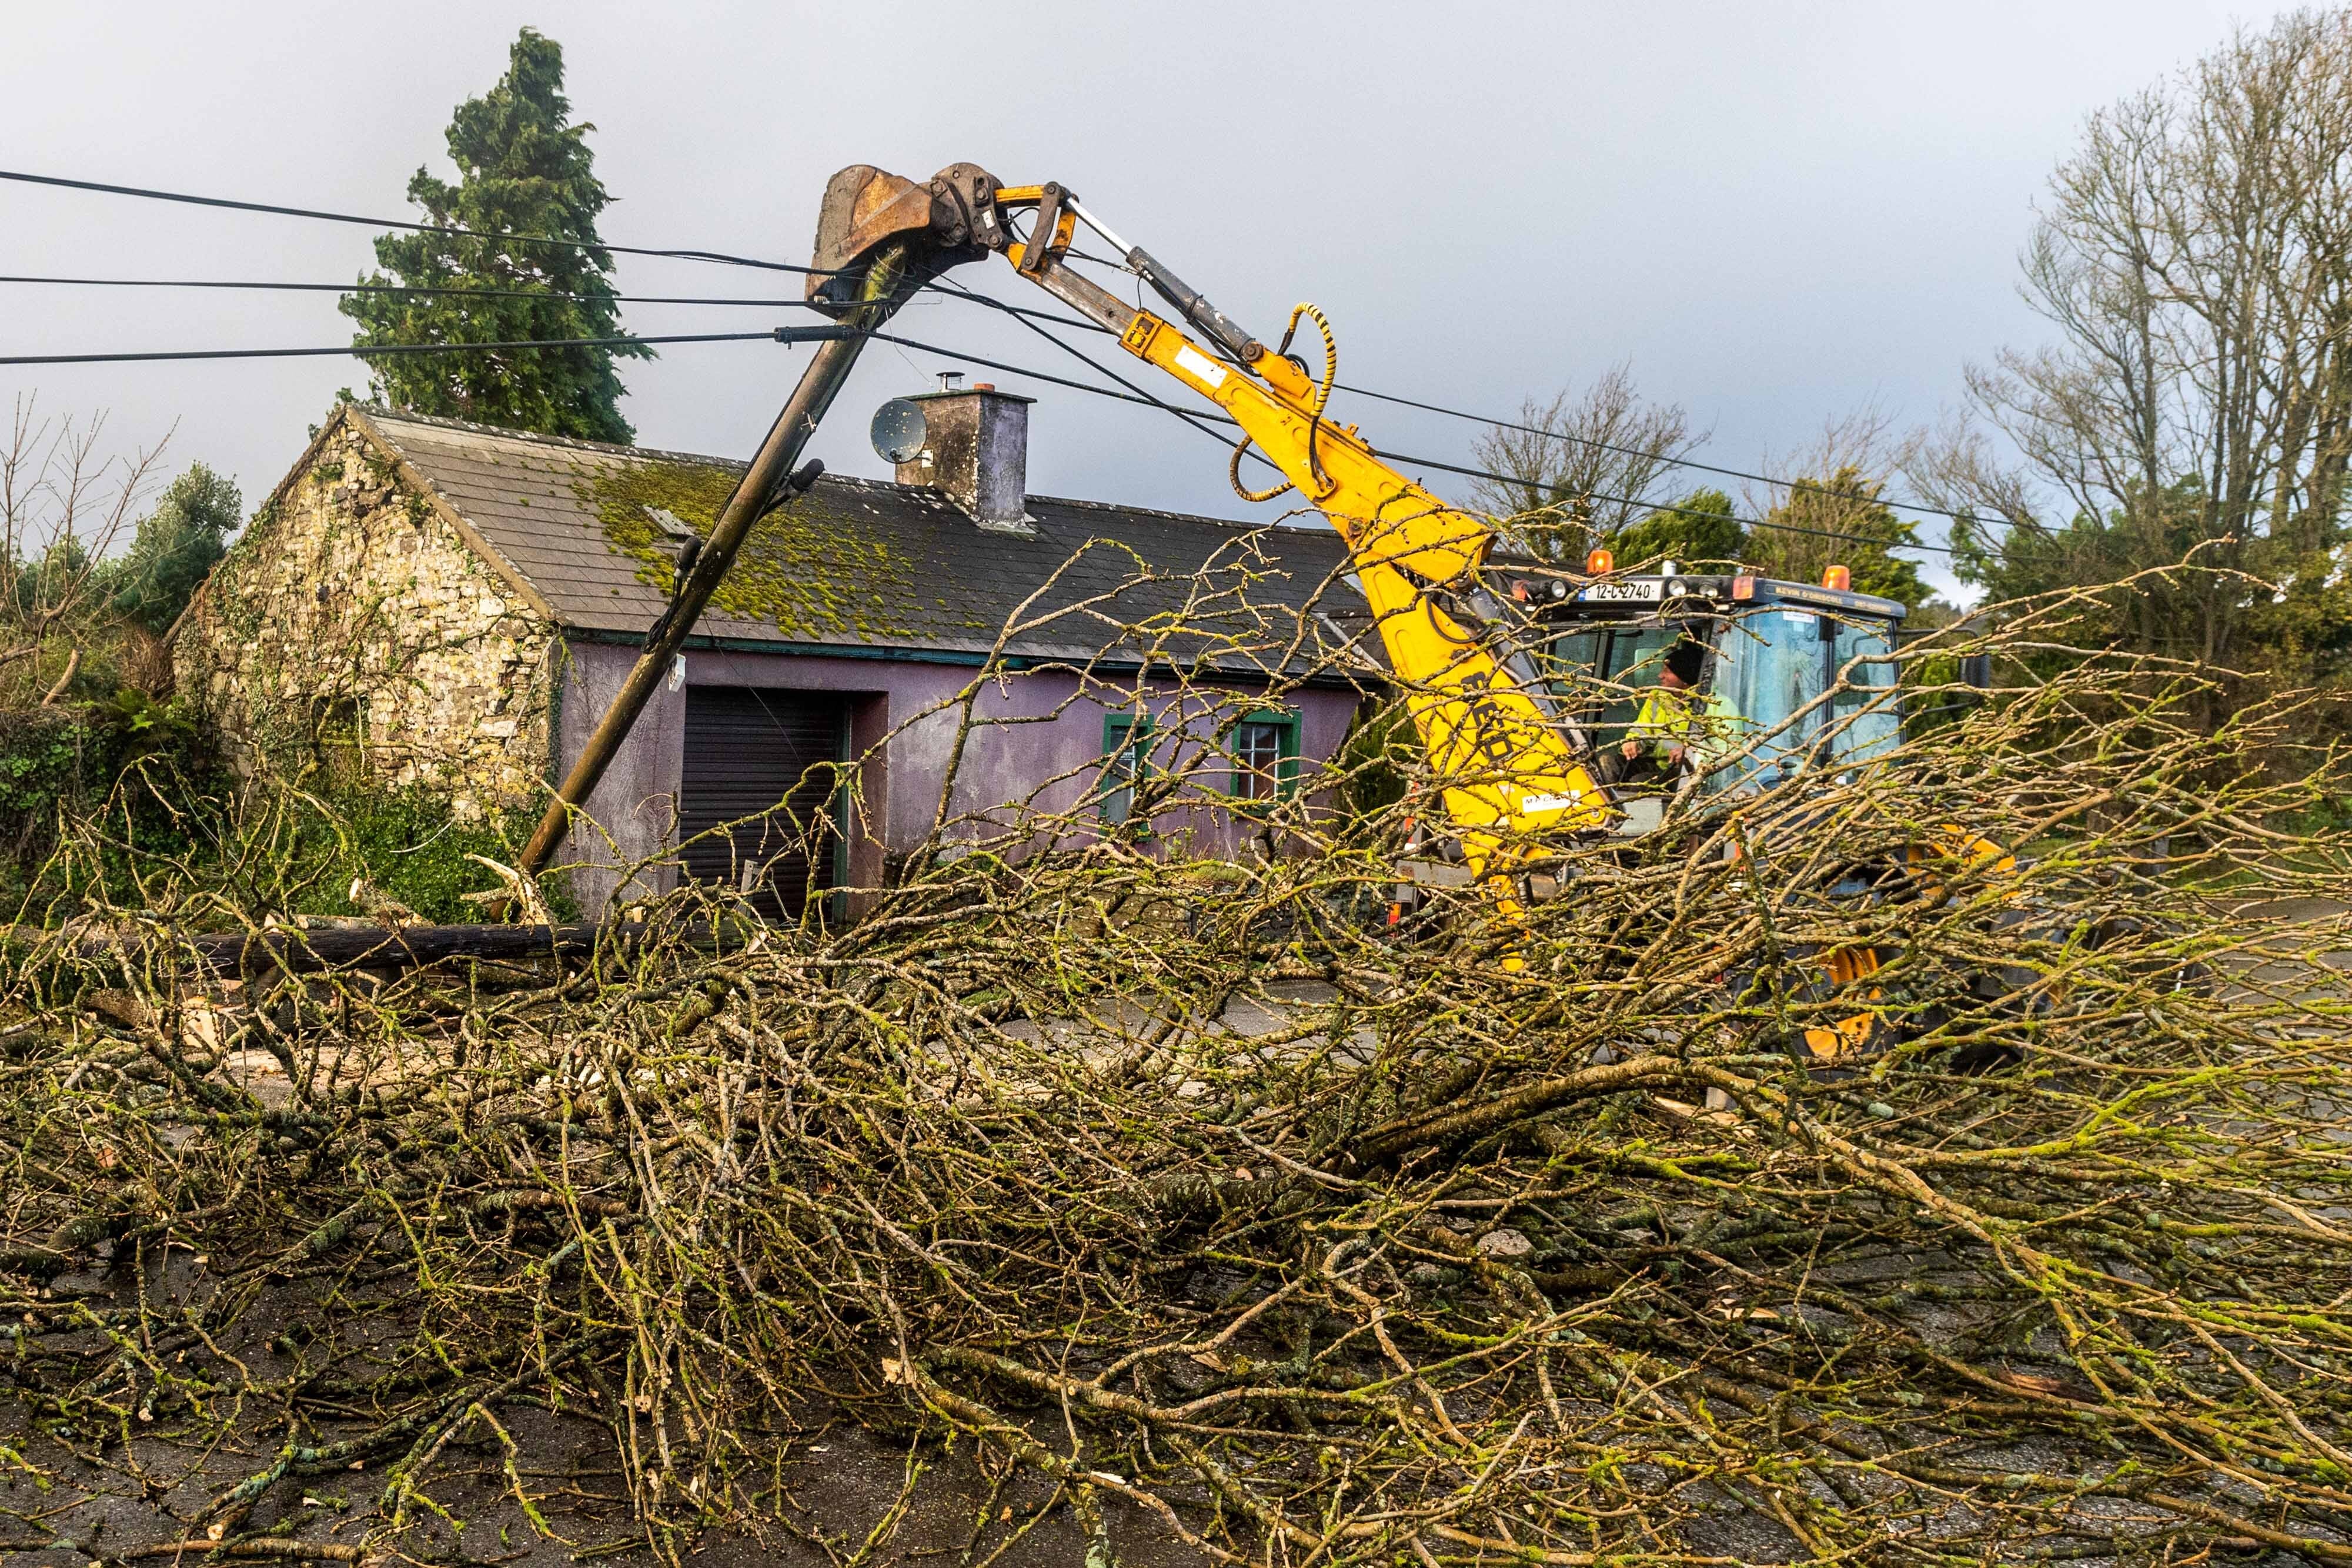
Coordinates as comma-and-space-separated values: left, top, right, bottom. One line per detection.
0, 274, 827, 309
877, 302, 1956, 557
0, 167, 833, 276
1389, 450, 1955, 556
0, 166, 1988, 550
921, 280, 2009, 536
0, 310, 1950, 553
0, 326, 850, 367
924, 281, 1138, 337
1332, 382, 2002, 529
915, 280, 1238, 450
0, 269, 1105, 337
867, 329, 1956, 557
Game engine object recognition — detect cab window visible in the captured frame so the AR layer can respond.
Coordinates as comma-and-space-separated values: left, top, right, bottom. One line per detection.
1592, 626, 1686, 752
1830, 620, 1900, 766
1545, 628, 1604, 696
1709, 609, 1828, 790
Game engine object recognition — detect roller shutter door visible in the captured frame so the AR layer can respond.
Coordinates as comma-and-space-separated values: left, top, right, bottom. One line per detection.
679, 686, 846, 917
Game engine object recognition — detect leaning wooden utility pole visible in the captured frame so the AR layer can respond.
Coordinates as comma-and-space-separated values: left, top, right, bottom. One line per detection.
507, 311, 878, 884
509, 165, 1004, 897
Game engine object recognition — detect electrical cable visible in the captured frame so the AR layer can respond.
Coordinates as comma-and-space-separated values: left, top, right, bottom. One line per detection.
1332, 380, 2007, 529
0, 309, 1948, 552
869, 331, 1227, 417
921, 275, 1125, 337
910, 280, 1239, 451
0, 168, 2006, 528
868, 328, 1953, 555
1381, 449, 1956, 555
924, 281, 1112, 336
0, 274, 831, 308
0, 167, 840, 276
916, 278, 2004, 536
0, 311, 1947, 556
0, 167, 1981, 550
0, 329, 839, 367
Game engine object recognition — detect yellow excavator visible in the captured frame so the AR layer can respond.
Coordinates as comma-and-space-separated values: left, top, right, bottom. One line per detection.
811, 166, 1616, 896
524, 161, 1969, 1052
831, 176, 1933, 859
797, 163, 1976, 1056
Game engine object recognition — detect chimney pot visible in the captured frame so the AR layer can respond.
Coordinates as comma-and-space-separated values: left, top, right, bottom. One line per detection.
892, 385, 1037, 534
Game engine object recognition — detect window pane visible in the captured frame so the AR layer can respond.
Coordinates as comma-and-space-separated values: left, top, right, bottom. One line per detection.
1831, 621, 1900, 766
1103, 721, 1146, 824
1592, 626, 1686, 751
1544, 628, 1603, 699
1234, 720, 1284, 800
1709, 609, 1827, 791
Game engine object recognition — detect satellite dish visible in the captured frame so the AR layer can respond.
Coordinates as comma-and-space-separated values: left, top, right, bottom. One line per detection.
871, 398, 928, 465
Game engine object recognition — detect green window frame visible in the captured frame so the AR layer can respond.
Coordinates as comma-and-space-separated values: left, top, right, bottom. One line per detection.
1100, 713, 1157, 827
1227, 708, 1301, 808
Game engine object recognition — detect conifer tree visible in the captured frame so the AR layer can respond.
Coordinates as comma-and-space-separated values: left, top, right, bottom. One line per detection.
1753, 466, 1927, 609
109, 462, 241, 634
343, 29, 647, 443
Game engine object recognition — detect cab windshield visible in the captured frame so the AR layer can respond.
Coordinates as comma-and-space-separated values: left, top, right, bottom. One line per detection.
1709, 608, 1827, 791
1550, 605, 1904, 797
1708, 609, 1903, 790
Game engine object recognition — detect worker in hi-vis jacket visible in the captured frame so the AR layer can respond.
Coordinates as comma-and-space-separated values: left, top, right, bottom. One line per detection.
1621, 639, 1742, 777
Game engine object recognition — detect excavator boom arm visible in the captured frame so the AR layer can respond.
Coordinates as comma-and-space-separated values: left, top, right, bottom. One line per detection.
1013, 189, 1610, 856
813, 166, 1611, 871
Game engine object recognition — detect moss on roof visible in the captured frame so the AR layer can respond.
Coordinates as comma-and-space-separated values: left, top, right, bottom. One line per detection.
350, 405, 1370, 664
579, 460, 977, 643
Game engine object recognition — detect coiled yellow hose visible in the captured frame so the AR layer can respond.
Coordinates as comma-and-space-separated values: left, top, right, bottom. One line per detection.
1228, 304, 1340, 504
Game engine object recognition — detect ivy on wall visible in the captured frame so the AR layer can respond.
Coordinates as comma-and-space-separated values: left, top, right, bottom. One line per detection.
176, 416, 562, 817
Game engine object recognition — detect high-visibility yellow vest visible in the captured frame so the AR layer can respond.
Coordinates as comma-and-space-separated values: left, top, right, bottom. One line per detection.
1627, 684, 1742, 766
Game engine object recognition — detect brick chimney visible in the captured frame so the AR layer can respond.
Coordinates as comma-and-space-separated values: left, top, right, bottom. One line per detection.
893, 382, 1035, 533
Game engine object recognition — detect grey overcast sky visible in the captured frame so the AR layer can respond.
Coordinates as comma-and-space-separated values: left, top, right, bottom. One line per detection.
0, 1, 2307, 599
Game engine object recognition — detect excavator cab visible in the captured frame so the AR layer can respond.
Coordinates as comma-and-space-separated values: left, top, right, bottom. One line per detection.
1390, 566, 1907, 904
1533, 566, 1908, 834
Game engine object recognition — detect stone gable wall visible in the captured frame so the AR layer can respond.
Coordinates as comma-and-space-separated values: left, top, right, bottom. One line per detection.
175, 418, 562, 818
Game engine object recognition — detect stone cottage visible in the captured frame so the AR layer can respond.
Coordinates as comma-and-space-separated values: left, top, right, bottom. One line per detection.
175, 395, 1380, 914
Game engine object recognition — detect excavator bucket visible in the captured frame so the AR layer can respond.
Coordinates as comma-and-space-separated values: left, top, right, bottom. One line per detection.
807, 162, 1002, 315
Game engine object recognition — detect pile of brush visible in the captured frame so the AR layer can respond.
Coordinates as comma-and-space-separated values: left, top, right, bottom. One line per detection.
5, 589, 2351, 1566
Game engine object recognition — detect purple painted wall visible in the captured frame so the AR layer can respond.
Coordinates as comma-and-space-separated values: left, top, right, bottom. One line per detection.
556, 637, 1369, 915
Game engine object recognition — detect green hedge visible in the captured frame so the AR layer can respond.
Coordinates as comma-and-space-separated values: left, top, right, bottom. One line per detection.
0, 696, 193, 885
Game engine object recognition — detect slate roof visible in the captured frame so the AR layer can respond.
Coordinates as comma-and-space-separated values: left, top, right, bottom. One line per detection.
341, 406, 1376, 680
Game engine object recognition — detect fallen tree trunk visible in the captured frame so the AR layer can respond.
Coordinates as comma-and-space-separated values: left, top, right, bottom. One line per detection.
188, 922, 607, 973
8, 921, 727, 975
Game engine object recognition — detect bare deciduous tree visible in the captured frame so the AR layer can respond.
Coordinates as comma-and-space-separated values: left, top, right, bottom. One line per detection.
0, 397, 170, 706
1913, 8, 2352, 675
1471, 364, 1705, 560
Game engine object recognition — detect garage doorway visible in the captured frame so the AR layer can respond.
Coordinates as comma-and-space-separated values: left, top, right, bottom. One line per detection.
679, 686, 848, 918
